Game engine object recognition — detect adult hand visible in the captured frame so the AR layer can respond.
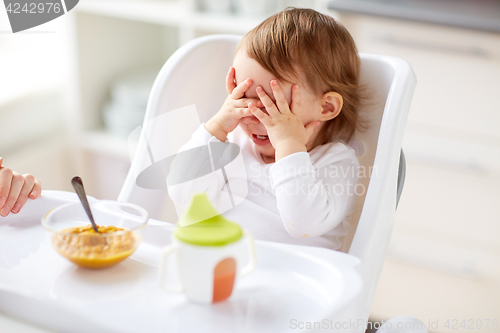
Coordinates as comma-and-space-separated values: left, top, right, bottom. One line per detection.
0, 157, 42, 217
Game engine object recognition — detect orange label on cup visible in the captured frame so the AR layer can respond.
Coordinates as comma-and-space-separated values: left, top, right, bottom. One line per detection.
213, 257, 236, 302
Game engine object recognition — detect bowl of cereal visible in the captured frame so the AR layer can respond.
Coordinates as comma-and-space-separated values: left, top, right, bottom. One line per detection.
42, 200, 149, 269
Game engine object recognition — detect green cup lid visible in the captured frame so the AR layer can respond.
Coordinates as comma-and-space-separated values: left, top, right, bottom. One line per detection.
175, 193, 242, 246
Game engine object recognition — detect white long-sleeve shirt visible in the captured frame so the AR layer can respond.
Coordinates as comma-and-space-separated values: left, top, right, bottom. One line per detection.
167, 124, 359, 250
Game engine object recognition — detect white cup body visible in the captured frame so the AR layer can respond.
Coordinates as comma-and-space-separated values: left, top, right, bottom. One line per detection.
159, 232, 256, 304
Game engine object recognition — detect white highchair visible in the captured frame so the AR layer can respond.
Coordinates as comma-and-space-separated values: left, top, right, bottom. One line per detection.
116, 34, 427, 333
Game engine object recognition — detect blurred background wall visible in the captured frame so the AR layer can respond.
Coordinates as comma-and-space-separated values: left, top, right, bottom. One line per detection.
1, 0, 499, 332
1, 5, 72, 192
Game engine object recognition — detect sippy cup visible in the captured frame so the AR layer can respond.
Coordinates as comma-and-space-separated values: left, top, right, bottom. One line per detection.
158, 193, 256, 303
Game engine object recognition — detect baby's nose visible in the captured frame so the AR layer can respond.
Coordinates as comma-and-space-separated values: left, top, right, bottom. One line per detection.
241, 115, 260, 125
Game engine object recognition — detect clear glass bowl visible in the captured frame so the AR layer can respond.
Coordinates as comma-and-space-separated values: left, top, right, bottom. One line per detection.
42, 200, 149, 269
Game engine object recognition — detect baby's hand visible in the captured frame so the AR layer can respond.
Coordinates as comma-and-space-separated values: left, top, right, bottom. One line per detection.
248, 80, 320, 161
205, 67, 263, 141
0, 157, 42, 217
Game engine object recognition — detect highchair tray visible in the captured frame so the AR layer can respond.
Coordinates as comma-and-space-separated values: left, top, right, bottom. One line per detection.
0, 193, 362, 333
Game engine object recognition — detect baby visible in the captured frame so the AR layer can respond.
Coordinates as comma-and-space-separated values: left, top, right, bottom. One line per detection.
168, 8, 363, 250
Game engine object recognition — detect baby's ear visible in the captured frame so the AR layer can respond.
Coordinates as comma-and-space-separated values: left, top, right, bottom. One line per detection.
319, 92, 343, 121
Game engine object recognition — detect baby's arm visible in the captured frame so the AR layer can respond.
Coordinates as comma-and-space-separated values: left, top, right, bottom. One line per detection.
167, 124, 242, 213
168, 67, 260, 212
269, 147, 358, 238
0, 157, 42, 217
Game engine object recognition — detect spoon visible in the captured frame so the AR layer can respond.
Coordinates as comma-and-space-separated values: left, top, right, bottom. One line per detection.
71, 176, 99, 233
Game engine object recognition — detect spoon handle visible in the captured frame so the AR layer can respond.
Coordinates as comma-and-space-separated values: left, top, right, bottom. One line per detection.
71, 176, 99, 233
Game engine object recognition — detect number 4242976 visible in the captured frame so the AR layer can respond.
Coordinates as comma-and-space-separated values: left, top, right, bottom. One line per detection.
6, 3, 62, 14
444, 319, 498, 330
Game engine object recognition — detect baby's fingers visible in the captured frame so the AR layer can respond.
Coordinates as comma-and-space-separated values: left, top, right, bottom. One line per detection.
256, 86, 280, 117
290, 84, 302, 116
270, 80, 290, 114
248, 103, 270, 125
230, 78, 252, 99
235, 107, 254, 118
234, 98, 264, 109
225, 67, 237, 95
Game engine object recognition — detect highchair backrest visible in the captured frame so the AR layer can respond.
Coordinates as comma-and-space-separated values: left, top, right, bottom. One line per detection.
118, 34, 417, 322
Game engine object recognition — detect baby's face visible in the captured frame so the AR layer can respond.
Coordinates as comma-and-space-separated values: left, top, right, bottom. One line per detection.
232, 49, 323, 163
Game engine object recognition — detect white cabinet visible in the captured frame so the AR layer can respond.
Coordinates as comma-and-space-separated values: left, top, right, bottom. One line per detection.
341, 15, 500, 139
336, 13, 500, 330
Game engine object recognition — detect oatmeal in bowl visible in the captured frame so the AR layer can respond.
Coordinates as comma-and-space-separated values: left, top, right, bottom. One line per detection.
42, 201, 148, 269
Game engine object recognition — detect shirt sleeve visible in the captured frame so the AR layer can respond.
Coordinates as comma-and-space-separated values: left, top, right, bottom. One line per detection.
167, 124, 247, 217
268, 147, 359, 238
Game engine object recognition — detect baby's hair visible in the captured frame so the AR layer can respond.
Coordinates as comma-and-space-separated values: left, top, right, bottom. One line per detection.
237, 7, 364, 146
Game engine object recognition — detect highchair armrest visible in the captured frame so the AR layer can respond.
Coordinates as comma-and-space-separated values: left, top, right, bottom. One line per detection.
1, 190, 97, 222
